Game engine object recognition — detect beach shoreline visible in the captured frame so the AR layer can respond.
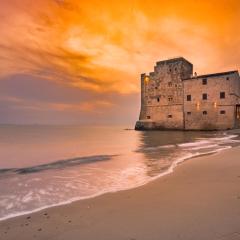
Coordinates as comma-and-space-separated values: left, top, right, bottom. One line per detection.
0, 144, 232, 223
1, 146, 240, 239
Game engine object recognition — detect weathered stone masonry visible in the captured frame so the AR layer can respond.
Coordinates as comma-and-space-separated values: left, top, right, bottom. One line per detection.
135, 57, 240, 130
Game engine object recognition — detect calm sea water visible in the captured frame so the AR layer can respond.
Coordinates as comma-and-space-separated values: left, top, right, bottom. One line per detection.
0, 125, 240, 220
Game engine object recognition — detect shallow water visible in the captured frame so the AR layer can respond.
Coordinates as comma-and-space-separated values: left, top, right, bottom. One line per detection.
0, 125, 240, 220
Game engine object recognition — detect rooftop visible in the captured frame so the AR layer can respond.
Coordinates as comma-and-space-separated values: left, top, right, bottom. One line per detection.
156, 57, 193, 67
183, 70, 239, 80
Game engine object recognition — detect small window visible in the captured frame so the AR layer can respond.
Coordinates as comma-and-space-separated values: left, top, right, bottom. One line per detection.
220, 92, 225, 99
226, 77, 229, 80
157, 97, 160, 102
220, 110, 226, 114
168, 82, 172, 87
203, 111, 207, 115
187, 112, 191, 115
187, 95, 191, 101
147, 116, 151, 119
168, 115, 172, 118
155, 87, 158, 89
202, 78, 207, 85
175, 68, 177, 71
202, 93, 208, 100
168, 97, 173, 102
169, 69, 172, 73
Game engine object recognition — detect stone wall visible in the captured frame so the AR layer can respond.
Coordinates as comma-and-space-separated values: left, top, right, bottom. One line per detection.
183, 72, 240, 130
135, 57, 240, 131
136, 57, 193, 130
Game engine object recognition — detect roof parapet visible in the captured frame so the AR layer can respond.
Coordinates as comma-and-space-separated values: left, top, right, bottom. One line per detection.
156, 57, 193, 67
182, 70, 238, 80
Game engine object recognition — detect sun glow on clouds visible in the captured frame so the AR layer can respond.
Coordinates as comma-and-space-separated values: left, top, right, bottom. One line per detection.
0, 0, 240, 123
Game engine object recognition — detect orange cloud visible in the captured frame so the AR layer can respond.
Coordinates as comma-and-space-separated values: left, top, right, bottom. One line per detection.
1, 94, 113, 113
49, 100, 114, 112
0, 0, 240, 95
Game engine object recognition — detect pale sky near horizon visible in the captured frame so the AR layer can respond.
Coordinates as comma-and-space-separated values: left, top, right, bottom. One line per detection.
0, 0, 240, 125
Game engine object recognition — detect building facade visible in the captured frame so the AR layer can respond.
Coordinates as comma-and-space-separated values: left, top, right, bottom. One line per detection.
135, 57, 240, 130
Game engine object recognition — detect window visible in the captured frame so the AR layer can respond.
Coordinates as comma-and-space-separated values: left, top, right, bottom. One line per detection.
168, 82, 172, 87
220, 92, 225, 99
157, 97, 160, 102
187, 112, 191, 115
226, 77, 229, 80
220, 110, 226, 114
168, 97, 173, 102
175, 68, 177, 71
202, 78, 207, 85
203, 111, 207, 115
147, 116, 151, 119
155, 86, 158, 89
187, 95, 191, 101
168, 115, 172, 118
202, 93, 208, 100
236, 105, 240, 119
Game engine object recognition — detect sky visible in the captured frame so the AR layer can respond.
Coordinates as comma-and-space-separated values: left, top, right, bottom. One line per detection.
0, 0, 240, 125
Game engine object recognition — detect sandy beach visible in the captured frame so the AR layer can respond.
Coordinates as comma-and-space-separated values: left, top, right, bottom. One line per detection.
0, 146, 240, 240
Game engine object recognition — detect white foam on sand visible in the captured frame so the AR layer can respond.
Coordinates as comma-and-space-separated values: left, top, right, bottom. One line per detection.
142, 144, 175, 151
22, 192, 34, 203
178, 140, 211, 148
178, 135, 239, 151
190, 144, 219, 150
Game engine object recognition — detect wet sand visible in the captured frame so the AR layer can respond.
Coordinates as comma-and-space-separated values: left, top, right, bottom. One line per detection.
1, 146, 240, 240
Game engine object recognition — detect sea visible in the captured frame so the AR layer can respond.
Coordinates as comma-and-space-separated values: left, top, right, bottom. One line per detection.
0, 125, 240, 221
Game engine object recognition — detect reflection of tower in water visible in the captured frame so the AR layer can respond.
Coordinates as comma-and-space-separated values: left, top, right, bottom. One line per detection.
136, 130, 240, 178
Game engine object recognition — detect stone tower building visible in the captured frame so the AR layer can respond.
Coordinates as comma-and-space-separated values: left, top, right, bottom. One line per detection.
135, 57, 240, 130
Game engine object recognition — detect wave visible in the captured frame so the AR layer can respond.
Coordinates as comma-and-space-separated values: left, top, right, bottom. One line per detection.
136, 144, 175, 152
0, 132, 239, 222
0, 144, 233, 222
0, 155, 116, 175
178, 140, 210, 148
178, 134, 239, 149
137, 135, 239, 153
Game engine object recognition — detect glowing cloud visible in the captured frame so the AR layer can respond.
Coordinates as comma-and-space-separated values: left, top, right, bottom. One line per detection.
0, 0, 240, 123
